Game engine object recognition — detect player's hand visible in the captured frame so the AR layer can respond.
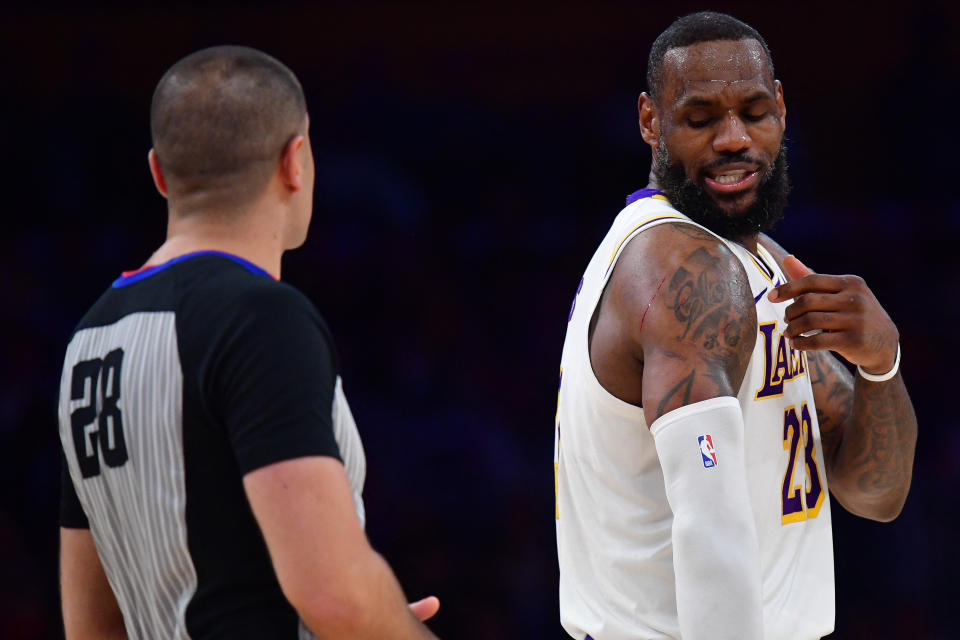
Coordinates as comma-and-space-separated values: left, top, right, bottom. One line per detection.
409, 595, 440, 621
768, 255, 899, 374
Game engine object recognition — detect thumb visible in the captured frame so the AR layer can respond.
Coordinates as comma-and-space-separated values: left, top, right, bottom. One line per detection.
783, 254, 814, 280
409, 595, 440, 621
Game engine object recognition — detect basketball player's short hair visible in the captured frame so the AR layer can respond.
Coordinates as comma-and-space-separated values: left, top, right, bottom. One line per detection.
646, 11, 775, 100
150, 45, 307, 207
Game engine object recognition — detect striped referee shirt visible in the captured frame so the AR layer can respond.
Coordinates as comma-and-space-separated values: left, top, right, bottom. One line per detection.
58, 251, 366, 639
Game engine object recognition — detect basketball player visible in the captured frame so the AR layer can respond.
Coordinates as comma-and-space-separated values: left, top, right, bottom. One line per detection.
554, 12, 917, 640
57, 46, 439, 639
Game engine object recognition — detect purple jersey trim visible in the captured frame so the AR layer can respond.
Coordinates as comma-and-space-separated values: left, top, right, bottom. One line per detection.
112, 251, 274, 288
625, 188, 665, 205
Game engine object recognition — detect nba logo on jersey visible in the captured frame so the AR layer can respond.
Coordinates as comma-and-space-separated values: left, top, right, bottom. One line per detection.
698, 435, 717, 468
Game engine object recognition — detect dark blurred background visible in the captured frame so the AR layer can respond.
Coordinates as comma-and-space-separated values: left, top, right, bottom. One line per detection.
2, 1, 957, 638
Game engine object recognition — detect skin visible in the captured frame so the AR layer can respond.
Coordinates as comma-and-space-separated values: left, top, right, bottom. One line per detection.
643, 39, 786, 244
60, 115, 441, 639
144, 115, 317, 279
60, 528, 126, 639
590, 37, 916, 522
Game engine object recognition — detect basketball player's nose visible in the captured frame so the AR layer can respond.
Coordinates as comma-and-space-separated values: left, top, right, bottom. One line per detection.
712, 113, 751, 154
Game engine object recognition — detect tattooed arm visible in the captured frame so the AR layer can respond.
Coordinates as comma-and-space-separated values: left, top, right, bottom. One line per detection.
591, 222, 765, 638
760, 234, 917, 521
590, 222, 757, 419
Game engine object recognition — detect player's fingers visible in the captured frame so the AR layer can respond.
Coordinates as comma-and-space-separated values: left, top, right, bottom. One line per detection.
783, 312, 854, 340
788, 328, 845, 352
768, 274, 845, 303
409, 596, 440, 621
783, 293, 848, 322
782, 255, 815, 280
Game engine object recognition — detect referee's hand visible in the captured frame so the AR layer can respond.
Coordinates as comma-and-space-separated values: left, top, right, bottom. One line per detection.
409, 596, 440, 621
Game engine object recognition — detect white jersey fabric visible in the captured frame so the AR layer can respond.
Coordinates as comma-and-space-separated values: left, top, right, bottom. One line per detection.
554, 189, 834, 640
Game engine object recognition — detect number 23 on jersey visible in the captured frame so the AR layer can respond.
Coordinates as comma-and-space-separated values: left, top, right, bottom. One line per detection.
781, 402, 824, 525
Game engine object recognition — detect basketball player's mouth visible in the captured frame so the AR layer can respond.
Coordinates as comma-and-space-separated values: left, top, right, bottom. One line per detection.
703, 165, 761, 195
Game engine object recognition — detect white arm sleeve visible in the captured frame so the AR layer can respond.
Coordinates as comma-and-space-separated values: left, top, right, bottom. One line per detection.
650, 396, 764, 640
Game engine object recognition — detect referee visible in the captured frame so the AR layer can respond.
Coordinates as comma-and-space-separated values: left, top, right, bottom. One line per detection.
57, 46, 439, 639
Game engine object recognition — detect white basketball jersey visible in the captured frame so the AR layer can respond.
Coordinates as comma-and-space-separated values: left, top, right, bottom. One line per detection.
554, 190, 834, 640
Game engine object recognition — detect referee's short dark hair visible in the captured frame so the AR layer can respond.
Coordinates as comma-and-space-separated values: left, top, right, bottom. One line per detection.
646, 12, 775, 100
150, 45, 307, 207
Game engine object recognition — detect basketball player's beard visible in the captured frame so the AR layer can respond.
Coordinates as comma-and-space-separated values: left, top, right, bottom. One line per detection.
654, 141, 790, 242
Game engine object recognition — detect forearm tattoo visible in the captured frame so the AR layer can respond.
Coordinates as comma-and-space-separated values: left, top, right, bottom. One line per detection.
848, 373, 917, 497
806, 349, 916, 505
804, 350, 853, 473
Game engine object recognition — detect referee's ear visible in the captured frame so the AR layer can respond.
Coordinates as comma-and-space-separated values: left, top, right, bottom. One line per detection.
148, 149, 169, 199
278, 135, 306, 192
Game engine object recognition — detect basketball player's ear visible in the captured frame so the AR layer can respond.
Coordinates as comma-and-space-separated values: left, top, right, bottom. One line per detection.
147, 149, 168, 199
279, 135, 305, 192
638, 93, 659, 148
774, 80, 786, 129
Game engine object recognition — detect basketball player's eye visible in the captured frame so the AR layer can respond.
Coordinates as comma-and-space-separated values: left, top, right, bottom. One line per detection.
744, 111, 768, 122
687, 118, 712, 129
